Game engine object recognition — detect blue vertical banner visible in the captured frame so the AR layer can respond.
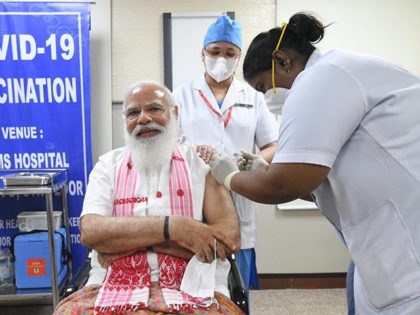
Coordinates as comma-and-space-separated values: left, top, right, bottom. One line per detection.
0, 2, 92, 274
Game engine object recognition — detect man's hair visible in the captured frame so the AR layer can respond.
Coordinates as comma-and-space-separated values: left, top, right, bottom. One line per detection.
122, 80, 175, 111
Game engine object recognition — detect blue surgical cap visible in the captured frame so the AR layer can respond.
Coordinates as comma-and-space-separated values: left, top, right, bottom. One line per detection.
203, 15, 242, 50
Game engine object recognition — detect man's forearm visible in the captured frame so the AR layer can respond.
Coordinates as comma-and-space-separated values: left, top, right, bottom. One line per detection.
259, 141, 277, 163
80, 214, 166, 253
80, 213, 222, 262
152, 241, 194, 260
203, 174, 241, 253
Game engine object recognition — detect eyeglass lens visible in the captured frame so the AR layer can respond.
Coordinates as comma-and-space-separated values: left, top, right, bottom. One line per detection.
205, 48, 239, 59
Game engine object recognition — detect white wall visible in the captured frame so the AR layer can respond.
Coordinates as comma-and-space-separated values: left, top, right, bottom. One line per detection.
256, 204, 350, 273
276, 0, 420, 73
90, 0, 112, 161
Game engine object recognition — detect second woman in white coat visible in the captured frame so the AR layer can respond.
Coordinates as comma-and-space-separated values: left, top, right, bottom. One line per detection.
173, 15, 279, 295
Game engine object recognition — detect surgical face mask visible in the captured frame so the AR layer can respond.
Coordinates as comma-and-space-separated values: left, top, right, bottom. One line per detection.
204, 56, 238, 83
264, 88, 288, 115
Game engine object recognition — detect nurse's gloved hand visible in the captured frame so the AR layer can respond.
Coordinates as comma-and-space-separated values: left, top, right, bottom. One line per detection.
235, 150, 269, 171
234, 152, 249, 171
209, 152, 239, 190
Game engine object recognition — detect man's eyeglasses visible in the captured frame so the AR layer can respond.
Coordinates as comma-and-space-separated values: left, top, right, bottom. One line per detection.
204, 47, 240, 59
125, 104, 167, 120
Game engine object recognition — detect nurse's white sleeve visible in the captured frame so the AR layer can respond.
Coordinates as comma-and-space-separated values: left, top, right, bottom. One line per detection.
273, 63, 366, 167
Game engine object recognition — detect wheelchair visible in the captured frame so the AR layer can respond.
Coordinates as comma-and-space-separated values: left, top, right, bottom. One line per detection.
64, 250, 249, 314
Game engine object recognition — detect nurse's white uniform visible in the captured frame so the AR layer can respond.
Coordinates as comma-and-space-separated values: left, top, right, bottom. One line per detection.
273, 49, 420, 314
173, 76, 279, 250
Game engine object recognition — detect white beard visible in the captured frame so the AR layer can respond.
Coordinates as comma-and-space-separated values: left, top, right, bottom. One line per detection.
125, 114, 178, 174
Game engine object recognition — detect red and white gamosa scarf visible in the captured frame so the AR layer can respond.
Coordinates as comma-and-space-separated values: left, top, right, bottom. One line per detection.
94, 146, 215, 314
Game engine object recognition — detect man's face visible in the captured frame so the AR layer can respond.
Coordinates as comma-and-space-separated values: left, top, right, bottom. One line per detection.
124, 84, 173, 137
124, 83, 179, 172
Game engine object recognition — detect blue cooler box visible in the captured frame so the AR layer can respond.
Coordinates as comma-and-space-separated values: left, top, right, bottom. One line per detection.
14, 227, 67, 289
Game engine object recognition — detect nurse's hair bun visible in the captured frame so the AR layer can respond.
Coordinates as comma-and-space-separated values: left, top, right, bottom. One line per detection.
242, 11, 329, 82
288, 12, 325, 44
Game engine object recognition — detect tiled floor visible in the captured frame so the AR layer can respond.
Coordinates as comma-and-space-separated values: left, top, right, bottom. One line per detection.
250, 288, 347, 315
0, 305, 53, 315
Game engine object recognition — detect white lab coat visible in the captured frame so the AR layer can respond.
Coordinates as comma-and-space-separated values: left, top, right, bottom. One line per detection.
273, 49, 420, 314
173, 75, 279, 249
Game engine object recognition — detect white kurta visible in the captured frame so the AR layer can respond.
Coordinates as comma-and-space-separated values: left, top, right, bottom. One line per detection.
173, 76, 279, 249
80, 145, 230, 297
273, 49, 420, 314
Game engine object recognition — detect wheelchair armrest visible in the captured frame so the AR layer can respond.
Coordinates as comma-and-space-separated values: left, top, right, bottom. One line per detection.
63, 249, 92, 298
227, 254, 249, 315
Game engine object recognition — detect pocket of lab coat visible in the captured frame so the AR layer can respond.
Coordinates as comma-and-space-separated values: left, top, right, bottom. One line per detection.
342, 200, 420, 311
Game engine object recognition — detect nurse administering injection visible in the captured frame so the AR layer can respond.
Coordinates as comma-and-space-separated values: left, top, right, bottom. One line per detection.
210, 11, 420, 315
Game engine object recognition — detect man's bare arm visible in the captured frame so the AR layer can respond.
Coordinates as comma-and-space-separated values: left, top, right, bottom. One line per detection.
203, 174, 241, 259
164, 174, 240, 263
150, 175, 240, 262
80, 214, 166, 254
258, 141, 277, 163
81, 211, 235, 263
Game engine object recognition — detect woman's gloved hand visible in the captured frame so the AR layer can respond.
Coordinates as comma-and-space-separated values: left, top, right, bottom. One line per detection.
209, 152, 239, 190
234, 150, 269, 171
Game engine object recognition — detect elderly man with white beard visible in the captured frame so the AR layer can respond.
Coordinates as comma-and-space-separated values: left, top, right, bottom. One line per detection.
54, 80, 243, 315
